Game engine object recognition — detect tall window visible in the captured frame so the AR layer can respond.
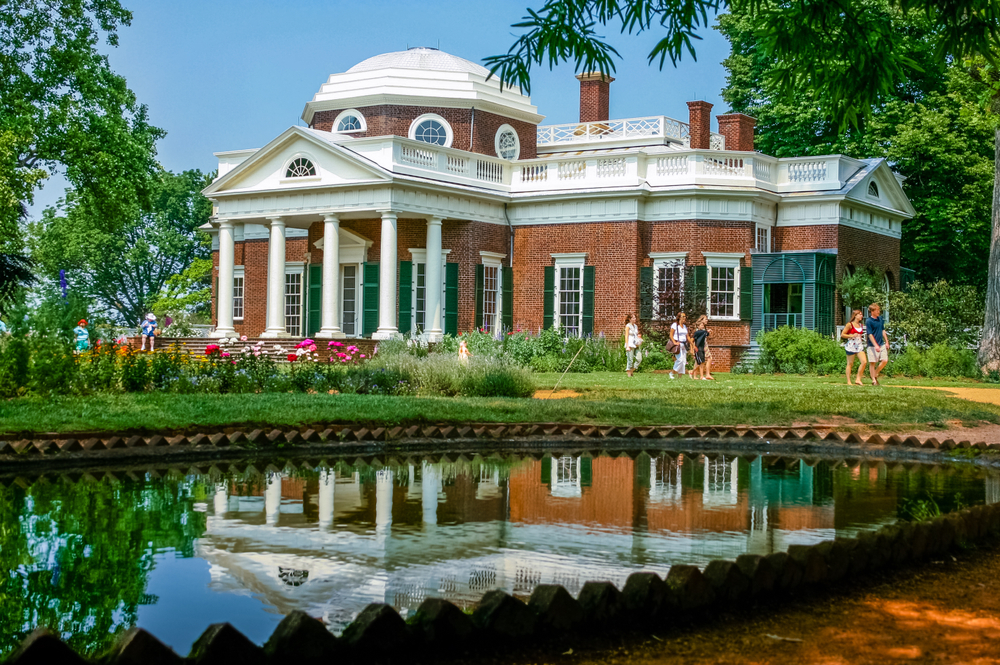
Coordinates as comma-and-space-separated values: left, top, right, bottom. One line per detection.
653, 259, 684, 320
410, 249, 449, 333
755, 224, 771, 253
342, 265, 357, 336
232, 274, 244, 321
482, 264, 500, 333
709, 266, 736, 318
284, 272, 302, 335
557, 266, 582, 336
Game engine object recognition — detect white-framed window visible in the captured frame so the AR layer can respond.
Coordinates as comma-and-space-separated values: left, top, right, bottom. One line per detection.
550, 456, 582, 498
553, 253, 586, 337
409, 248, 451, 332
480, 251, 506, 335
867, 181, 879, 198
342, 264, 359, 336
649, 252, 686, 321
334, 109, 366, 133
285, 157, 316, 178
232, 266, 245, 321
703, 252, 743, 321
755, 224, 771, 253
408, 113, 453, 147
495, 124, 520, 160
284, 264, 305, 335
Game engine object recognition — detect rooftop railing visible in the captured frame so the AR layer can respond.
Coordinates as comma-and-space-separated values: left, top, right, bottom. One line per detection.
535, 115, 725, 151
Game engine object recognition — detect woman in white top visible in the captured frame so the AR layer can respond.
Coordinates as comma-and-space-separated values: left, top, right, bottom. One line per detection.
624, 313, 642, 377
669, 312, 689, 379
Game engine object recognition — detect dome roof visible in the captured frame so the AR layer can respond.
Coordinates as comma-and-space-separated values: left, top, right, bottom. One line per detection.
347, 47, 490, 76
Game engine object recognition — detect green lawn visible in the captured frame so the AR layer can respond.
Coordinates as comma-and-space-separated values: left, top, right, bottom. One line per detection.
2, 372, 999, 436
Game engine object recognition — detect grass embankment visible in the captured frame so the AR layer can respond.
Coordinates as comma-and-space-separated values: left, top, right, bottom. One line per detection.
3, 373, 999, 436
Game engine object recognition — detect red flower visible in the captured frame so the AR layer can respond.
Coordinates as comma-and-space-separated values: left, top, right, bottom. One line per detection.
205, 344, 220, 356
287, 353, 297, 362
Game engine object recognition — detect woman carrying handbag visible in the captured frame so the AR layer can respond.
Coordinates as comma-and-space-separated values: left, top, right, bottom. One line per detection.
841, 309, 868, 386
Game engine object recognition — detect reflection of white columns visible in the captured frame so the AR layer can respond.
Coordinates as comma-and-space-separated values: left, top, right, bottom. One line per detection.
319, 468, 335, 528
375, 469, 393, 552
424, 217, 444, 342
987, 476, 1000, 505
213, 220, 237, 338
213, 482, 228, 516
265, 472, 282, 525
317, 214, 344, 338
373, 212, 399, 339
422, 462, 440, 526
261, 217, 289, 337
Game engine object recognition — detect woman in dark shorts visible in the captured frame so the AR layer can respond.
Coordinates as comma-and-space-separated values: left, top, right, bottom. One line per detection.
841, 309, 867, 386
690, 315, 712, 380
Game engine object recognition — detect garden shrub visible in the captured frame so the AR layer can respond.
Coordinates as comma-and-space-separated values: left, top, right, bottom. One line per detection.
884, 344, 979, 378
0, 334, 30, 397
886, 280, 983, 350
461, 359, 535, 398
29, 334, 79, 395
119, 350, 150, 392
754, 326, 845, 375
411, 353, 464, 396
148, 347, 186, 390
636, 350, 671, 371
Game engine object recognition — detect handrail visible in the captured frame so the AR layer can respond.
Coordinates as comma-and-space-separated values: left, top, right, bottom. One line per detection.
536, 115, 724, 149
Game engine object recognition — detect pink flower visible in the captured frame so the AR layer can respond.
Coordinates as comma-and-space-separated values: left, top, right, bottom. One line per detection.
360, 354, 366, 358
221, 352, 230, 358
331, 341, 343, 347
253, 351, 261, 357
347, 345, 359, 354
336, 352, 347, 358
307, 344, 317, 352
340, 358, 347, 363
240, 335, 248, 341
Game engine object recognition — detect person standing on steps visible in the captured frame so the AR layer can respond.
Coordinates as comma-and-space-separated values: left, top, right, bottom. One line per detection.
668, 311, 689, 379
841, 309, 868, 386
624, 313, 642, 377
866, 302, 889, 386
140, 313, 158, 351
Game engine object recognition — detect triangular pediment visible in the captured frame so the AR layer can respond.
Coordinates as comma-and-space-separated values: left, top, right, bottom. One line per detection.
203, 126, 391, 197
844, 159, 915, 217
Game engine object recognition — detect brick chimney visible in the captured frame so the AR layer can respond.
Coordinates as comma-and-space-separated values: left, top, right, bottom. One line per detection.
577, 72, 614, 122
717, 113, 756, 151
686, 101, 713, 149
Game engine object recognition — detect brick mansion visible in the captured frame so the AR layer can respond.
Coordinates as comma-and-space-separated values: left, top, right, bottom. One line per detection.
203, 47, 913, 369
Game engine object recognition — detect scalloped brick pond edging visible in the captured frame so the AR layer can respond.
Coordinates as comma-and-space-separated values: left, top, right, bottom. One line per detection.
5, 477, 1000, 665
2, 423, 1000, 476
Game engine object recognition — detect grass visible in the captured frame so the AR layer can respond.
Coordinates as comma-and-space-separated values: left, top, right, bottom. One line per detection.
3, 372, 1000, 436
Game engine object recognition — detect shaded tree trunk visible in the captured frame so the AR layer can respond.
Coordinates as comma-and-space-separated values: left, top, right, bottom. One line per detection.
979, 125, 1000, 371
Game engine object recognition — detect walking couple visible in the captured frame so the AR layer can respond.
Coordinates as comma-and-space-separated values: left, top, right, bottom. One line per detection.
841, 302, 889, 386
668, 312, 713, 380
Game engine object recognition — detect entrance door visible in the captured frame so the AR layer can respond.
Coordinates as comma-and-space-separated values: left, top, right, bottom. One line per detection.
342, 264, 360, 336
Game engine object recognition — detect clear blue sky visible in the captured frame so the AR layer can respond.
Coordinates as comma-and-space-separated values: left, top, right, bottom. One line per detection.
29, 0, 732, 216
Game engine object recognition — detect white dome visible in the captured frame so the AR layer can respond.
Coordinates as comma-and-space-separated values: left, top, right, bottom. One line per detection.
348, 47, 490, 76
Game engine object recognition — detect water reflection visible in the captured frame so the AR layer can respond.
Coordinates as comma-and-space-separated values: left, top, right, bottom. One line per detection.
1, 452, 996, 656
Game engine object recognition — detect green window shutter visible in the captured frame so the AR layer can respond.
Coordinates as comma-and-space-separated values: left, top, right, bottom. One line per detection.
445, 262, 459, 335
582, 265, 595, 336
362, 262, 379, 337
474, 264, 485, 331
639, 266, 654, 320
502, 267, 513, 332
307, 264, 322, 336
541, 457, 551, 485
398, 260, 412, 334
543, 266, 555, 329
685, 266, 708, 317
740, 266, 753, 321
580, 456, 592, 487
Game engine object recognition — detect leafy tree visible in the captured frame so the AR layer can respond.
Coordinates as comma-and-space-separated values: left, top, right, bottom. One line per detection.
0, 0, 164, 251
28, 170, 213, 325
888, 280, 984, 348
149, 257, 213, 317
1, 204, 35, 317
0, 476, 206, 657
718, 7, 995, 290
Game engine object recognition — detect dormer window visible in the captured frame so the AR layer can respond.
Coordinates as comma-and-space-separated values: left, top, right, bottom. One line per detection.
495, 125, 520, 160
285, 158, 316, 178
334, 109, 366, 133
868, 181, 879, 198
409, 114, 452, 147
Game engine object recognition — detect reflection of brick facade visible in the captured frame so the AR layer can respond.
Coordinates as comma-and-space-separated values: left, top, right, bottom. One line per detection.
509, 457, 634, 528
312, 105, 537, 160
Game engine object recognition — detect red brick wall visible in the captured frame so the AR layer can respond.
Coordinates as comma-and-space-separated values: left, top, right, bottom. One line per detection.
311, 105, 537, 160
772, 225, 838, 251
716, 113, 756, 152
686, 101, 713, 150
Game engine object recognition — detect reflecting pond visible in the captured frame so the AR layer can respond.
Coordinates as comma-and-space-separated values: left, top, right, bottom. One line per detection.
2, 451, 998, 657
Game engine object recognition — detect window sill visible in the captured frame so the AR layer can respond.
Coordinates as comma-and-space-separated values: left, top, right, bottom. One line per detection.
708, 316, 741, 322
279, 176, 321, 185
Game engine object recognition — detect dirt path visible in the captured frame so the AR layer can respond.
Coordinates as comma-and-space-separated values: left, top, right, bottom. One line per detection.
899, 385, 1000, 408
455, 541, 1000, 665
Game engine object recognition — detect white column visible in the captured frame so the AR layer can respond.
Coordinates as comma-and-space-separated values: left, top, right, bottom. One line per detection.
265, 472, 282, 525
424, 217, 444, 342
372, 212, 399, 339
422, 461, 439, 526
317, 214, 344, 338
261, 217, 289, 338
213, 482, 228, 517
212, 220, 237, 338
318, 468, 335, 528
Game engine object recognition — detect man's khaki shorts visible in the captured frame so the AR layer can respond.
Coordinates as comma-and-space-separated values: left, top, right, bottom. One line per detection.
866, 347, 888, 363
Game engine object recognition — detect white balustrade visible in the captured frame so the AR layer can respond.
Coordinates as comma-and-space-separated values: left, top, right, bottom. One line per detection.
596, 157, 627, 178
536, 115, 722, 149
558, 160, 587, 180
703, 156, 746, 177
787, 160, 828, 183
521, 163, 548, 182
656, 155, 689, 177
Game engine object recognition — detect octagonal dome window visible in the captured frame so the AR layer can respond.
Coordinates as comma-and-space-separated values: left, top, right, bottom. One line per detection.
335, 109, 366, 133
285, 157, 316, 178
409, 114, 452, 147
